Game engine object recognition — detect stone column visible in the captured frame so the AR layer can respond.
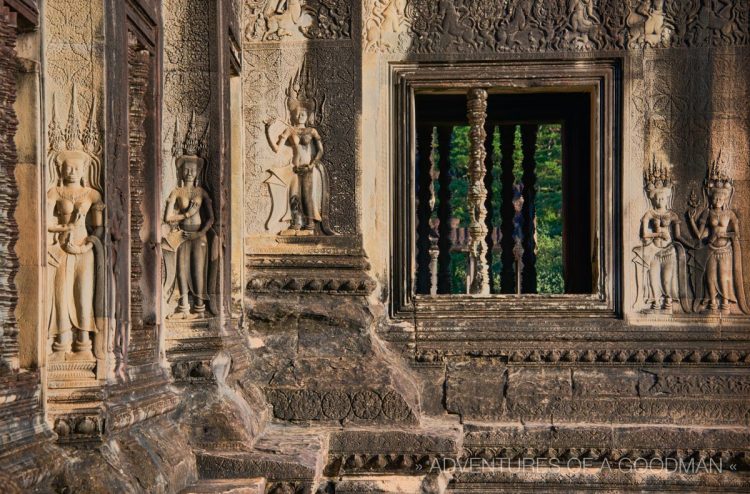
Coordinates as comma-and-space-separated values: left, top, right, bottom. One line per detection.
466, 88, 490, 295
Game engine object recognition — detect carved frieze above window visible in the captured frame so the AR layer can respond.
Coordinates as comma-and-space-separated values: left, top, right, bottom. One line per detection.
364, 0, 749, 53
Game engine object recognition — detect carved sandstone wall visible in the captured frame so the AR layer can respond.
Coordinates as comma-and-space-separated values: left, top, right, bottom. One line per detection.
0, 1, 749, 492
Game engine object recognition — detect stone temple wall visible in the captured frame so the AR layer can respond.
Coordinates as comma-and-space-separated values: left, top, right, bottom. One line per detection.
0, 1, 748, 493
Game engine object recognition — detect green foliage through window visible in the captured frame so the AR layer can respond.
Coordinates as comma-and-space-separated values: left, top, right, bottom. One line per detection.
436, 124, 564, 294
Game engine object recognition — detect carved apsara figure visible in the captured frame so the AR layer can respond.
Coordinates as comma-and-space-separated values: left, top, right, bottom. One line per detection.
687, 153, 749, 314
46, 88, 106, 361
632, 158, 690, 313
264, 59, 335, 236
163, 113, 219, 319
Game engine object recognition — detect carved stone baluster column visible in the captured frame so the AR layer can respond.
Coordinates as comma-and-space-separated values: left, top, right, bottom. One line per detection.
499, 125, 516, 294
436, 125, 453, 294
520, 124, 538, 293
127, 39, 152, 367
416, 124, 434, 295
466, 88, 489, 295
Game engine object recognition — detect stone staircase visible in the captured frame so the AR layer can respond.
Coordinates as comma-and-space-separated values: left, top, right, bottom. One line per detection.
180, 418, 463, 493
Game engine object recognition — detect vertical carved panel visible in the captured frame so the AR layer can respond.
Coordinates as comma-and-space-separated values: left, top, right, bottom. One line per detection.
127, 35, 157, 364
44, 0, 104, 128
0, 4, 19, 370
243, 45, 358, 236
466, 88, 489, 295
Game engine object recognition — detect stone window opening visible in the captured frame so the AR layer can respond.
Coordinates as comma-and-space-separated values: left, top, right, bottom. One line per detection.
392, 61, 620, 318
414, 92, 593, 297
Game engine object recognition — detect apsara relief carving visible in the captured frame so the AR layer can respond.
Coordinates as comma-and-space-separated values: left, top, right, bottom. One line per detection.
633, 153, 749, 316
633, 157, 690, 313
687, 153, 749, 315
263, 58, 335, 236
46, 86, 107, 362
163, 112, 219, 319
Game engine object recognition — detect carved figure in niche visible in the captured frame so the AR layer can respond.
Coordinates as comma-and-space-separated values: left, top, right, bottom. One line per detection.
698, 0, 741, 43
262, 0, 311, 40
496, 0, 537, 49
569, 0, 602, 44
626, 0, 666, 47
687, 153, 749, 314
264, 58, 335, 236
632, 158, 690, 313
364, 0, 406, 51
46, 87, 106, 361
163, 112, 219, 319
437, 0, 477, 49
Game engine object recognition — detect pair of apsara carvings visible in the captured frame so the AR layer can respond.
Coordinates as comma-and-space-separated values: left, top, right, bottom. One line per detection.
634, 154, 749, 315
46, 87, 219, 366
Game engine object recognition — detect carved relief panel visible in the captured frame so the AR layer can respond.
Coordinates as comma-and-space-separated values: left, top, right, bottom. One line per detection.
243, 0, 351, 42
243, 44, 358, 237
0, 2, 20, 372
263, 57, 336, 236
163, 112, 219, 320
46, 87, 108, 369
628, 47, 750, 320
366, 0, 750, 54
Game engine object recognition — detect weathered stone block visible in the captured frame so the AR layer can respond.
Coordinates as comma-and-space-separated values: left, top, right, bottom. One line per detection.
446, 359, 507, 419
572, 369, 639, 397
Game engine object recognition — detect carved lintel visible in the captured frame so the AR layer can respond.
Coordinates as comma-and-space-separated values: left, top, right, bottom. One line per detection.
466, 88, 489, 295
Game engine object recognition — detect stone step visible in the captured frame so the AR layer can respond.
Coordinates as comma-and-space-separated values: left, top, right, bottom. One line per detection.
180, 479, 265, 494
324, 418, 463, 476
197, 424, 326, 483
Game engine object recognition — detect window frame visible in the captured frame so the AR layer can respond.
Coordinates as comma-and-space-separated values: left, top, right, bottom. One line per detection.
390, 60, 622, 320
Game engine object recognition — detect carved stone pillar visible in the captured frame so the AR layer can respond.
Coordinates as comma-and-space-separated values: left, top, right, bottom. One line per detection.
466, 88, 490, 295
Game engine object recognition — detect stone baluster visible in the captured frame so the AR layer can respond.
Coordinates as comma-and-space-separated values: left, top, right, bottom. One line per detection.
499, 125, 516, 294
484, 123, 496, 293
416, 124, 434, 295
466, 88, 489, 295
520, 124, 538, 293
436, 125, 453, 294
